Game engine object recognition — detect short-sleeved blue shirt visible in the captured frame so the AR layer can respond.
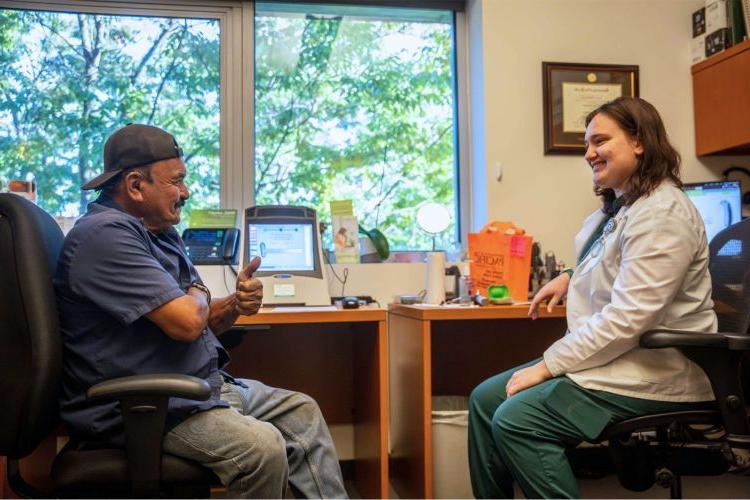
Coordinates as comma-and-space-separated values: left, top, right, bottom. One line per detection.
54, 196, 229, 442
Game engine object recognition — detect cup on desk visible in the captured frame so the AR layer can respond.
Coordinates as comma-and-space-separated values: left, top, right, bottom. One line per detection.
424, 251, 446, 304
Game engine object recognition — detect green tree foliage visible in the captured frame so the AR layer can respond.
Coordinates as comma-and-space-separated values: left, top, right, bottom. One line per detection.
255, 12, 457, 250
0, 7, 457, 250
0, 9, 220, 223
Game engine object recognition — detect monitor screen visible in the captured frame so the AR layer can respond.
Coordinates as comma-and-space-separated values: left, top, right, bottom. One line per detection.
246, 222, 315, 272
683, 181, 742, 242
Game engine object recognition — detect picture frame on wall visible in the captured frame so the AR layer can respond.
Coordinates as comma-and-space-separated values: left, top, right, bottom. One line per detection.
542, 62, 639, 155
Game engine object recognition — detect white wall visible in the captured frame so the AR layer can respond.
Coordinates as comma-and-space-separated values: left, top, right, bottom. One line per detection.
471, 0, 747, 266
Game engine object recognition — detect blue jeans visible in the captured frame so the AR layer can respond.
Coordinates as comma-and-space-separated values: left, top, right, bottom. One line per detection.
163, 378, 347, 498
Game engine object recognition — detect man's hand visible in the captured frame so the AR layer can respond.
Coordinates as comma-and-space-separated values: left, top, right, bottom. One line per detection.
506, 360, 553, 397
528, 272, 570, 320
236, 256, 263, 316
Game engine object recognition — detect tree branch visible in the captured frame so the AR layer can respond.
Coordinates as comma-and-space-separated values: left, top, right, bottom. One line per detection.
32, 12, 81, 56
147, 24, 187, 124
374, 147, 389, 226
77, 14, 89, 61
183, 151, 198, 164
91, 16, 101, 64
427, 123, 452, 151
257, 16, 340, 191
131, 19, 173, 85
371, 179, 400, 223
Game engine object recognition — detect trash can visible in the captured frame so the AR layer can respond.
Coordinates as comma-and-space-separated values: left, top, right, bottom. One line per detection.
432, 395, 473, 499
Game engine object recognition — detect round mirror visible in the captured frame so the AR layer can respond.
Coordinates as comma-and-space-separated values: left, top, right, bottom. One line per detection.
416, 202, 450, 234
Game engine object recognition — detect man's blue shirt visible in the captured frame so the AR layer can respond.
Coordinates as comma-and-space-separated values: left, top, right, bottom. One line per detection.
54, 196, 229, 442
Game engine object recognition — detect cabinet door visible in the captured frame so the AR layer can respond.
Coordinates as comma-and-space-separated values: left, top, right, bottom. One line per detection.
692, 40, 750, 156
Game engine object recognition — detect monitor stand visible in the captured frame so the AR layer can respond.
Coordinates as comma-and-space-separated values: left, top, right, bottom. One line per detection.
260, 274, 331, 306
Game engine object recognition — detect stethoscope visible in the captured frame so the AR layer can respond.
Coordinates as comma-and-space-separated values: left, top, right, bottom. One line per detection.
577, 209, 627, 275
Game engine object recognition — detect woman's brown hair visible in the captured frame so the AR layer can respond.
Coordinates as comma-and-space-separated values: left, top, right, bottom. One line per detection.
585, 97, 681, 214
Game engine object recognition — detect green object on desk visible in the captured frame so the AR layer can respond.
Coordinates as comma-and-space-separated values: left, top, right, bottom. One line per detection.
359, 225, 390, 260
487, 285, 509, 300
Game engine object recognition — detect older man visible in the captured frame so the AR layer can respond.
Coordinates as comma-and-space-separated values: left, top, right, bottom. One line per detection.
54, 124, 346, 498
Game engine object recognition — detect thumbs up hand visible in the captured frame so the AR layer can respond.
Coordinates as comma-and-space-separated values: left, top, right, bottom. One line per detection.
236, 256, 263, 316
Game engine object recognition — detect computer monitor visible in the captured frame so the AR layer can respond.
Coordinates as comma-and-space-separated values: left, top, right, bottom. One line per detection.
247, 223, 317, 274
683, 181, 742, 243
244, 205, 330, 306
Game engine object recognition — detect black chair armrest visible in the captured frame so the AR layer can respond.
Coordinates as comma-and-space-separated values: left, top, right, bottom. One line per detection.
218, 324, 271, 350
87, 374, 210, 497
640, 329, 750, 351
87, 373, 211, 401
640, 329, 750, 446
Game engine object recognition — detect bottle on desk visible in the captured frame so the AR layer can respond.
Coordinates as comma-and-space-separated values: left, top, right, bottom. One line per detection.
458, 261, 473, 304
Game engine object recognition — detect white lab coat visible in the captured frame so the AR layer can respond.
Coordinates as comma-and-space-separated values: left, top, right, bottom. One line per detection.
543, 181, 717, 402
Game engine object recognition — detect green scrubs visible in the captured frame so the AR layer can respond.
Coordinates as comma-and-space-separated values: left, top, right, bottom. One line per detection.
468, 360, 714, 498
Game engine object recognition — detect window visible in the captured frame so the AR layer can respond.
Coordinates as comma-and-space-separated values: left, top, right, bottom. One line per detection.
0, 1, 468, 247
254, 3, 460, 250
0, 6, 220, 227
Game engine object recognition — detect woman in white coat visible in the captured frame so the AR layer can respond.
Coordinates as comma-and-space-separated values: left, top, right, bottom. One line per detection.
468, 97, 718, 499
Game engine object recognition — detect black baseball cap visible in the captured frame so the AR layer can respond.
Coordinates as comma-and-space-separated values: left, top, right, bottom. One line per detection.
82, 124, 184, 190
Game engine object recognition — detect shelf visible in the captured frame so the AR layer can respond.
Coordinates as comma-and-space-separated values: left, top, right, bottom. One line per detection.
692, 38, 750, 156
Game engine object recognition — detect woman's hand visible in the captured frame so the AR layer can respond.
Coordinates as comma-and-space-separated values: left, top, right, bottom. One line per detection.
528, 272, 570, 320
506, 360, 553, 396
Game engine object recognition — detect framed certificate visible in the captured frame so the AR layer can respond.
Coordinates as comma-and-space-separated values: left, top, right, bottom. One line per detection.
542, 62, 639, 155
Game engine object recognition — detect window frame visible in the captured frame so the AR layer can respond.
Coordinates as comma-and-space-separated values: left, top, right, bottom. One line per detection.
1, 0, 471, 248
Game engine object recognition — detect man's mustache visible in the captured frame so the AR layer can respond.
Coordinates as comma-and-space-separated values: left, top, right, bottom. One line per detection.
176, 199, 186, 208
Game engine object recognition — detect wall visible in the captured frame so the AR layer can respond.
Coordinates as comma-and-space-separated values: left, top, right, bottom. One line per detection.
471, 0, 747, 266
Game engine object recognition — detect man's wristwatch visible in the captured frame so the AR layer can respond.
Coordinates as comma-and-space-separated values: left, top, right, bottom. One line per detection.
189, 282, 211, 304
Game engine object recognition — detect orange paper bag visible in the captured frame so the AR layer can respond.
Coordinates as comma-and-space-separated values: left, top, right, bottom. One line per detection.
467, 221, 533, 302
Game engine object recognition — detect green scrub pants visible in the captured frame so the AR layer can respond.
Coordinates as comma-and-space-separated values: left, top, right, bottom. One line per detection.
468, 359, 714, 499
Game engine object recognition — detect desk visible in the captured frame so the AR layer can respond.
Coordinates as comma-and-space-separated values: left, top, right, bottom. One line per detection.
232, 307, 388, 499
387, 304, 567, 499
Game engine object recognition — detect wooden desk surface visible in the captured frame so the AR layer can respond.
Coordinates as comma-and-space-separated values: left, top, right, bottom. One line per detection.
235, 306, 386, 325
388, 303, 566, 321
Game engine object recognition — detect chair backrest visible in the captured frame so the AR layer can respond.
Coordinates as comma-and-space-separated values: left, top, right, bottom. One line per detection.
0, 193, 64, 458
709, 218, 750, 336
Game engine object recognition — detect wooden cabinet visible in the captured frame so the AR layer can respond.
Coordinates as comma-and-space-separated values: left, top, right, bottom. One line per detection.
692, 38, 750, 156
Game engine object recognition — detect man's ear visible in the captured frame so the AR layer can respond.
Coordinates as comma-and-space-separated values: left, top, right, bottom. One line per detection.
123, 171, 145, 202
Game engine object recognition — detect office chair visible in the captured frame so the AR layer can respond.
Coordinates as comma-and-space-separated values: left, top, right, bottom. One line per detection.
0, 193, 217, 498
589, 218, 750, 498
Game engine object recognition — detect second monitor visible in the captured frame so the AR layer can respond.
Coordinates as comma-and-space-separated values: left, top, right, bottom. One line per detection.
683, 180, 742, 243
244, 205, 331, 306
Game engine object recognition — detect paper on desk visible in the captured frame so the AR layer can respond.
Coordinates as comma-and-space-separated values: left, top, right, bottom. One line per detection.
412, 301, 533, 308
412, 303, 476, 308
263, 306, 338, 313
